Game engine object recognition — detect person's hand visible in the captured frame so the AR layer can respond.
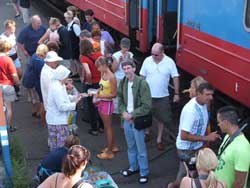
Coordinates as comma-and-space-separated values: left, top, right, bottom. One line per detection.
173, 94, 180, 103
75, 94, 83, 103
205, 131, 221, 142
23, 50, 29, 56
122, 112, 133, 121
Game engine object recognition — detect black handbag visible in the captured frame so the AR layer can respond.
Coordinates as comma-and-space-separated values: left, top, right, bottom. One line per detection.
134, 113, 152, 131
133, 79, 152, 130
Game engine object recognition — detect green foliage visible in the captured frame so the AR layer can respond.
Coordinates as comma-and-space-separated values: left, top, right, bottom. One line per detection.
9, 136, 29, 188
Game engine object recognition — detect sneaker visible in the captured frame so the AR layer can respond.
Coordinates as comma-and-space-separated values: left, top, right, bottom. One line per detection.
88, 129, 98, 136
139, 176, 149, 184
97, 151, 114, 160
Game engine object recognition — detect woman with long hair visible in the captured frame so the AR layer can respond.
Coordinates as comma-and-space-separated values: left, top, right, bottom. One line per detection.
94, 56, 118, 159
38, 145, 93, 188
180, 148, 226, 188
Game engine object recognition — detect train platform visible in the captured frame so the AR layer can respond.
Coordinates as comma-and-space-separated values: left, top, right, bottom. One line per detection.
0, 0, 180, 187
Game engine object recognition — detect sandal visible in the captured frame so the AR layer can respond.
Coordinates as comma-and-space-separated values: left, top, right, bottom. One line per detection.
97, 151, 114, 160
9, 126, 17, 132
101, 147, 119, 153
121, 169, 139, 177
139, 176, 149, 184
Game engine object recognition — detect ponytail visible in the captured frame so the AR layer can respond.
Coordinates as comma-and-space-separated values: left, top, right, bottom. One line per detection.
205, 171, 218, 188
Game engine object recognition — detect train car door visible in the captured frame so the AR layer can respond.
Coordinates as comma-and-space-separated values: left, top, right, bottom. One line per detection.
129, 0, 139, 49
161, 0, 177, 55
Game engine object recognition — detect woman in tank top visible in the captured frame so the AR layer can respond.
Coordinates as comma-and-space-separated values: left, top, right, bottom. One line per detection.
93, 56, 118, 160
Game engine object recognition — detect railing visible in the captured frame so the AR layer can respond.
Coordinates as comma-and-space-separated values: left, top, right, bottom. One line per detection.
0, 89, 12, 186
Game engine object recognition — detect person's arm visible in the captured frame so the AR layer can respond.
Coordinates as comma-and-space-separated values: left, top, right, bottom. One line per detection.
179, 177, 191, 188
117, 78, 126, 114
132, 80, 152, 118
82, 63, 92, 84
97, 75, 117, 99
181, 130, 220, 142
17, 43, 29, 56
73, 24, 81, 37
52, 85, 77, 112
17, 28, 29, 56
173, 76, 180, 102
38, 30, 49, 44
12, 74, 20, 86
233, 171, 248, 188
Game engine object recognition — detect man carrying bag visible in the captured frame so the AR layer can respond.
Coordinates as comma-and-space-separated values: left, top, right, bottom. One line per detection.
118, 59, 152, 184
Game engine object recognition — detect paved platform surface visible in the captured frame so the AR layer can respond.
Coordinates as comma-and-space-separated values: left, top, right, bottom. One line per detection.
0, 1, 180, 187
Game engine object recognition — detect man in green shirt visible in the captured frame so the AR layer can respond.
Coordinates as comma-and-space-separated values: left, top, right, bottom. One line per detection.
216, 106, 250, 188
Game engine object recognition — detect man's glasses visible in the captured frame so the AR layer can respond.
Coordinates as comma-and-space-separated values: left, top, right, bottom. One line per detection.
151, 53, 159, 57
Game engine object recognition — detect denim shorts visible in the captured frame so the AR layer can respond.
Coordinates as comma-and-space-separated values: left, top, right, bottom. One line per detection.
0, 85, 16, 102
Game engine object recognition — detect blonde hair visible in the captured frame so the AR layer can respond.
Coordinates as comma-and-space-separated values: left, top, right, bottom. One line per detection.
36, 44, 49, 58
49, 17, 60, 26
0, 39, 12, 53
4, 20, 16, 29
191, 76, 207, 90
196, 148, 219, 188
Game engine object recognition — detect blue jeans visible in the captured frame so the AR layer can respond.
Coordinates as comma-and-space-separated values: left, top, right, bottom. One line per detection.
123, 120, 149, 176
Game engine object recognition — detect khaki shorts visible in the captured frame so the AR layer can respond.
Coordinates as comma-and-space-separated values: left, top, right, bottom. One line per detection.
0, 85, 16, 102
152, 96, 172, 124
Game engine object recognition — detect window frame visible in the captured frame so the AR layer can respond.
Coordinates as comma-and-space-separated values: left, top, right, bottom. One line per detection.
243, 0, 250, 32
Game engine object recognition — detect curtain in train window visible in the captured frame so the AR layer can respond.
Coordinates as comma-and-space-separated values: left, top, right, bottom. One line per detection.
245, 0, 250, 28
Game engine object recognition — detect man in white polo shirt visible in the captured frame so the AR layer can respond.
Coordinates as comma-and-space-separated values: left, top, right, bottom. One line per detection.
140, 43, 180, 150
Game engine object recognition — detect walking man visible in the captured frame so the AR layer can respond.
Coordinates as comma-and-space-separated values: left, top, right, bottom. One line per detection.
140, 42, 180, 150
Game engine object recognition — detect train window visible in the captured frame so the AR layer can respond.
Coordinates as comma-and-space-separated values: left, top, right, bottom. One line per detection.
244, 0, 250, 30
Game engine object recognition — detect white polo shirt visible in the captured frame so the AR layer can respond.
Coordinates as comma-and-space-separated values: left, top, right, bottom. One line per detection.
140, 55, 179, 98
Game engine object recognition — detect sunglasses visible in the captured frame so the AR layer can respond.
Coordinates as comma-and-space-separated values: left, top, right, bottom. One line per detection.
151, 53, 159, 57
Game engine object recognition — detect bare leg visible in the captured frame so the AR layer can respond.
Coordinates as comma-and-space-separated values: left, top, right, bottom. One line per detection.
100, 113, 115, 152
5, 101, 12, 126
157, 121, 164, 143
12, 2, 21, 16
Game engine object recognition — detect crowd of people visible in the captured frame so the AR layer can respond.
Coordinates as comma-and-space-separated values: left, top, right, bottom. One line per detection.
0, 2, 249, 188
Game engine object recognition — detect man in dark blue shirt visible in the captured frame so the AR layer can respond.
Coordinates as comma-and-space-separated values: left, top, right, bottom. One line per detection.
82, 9, 96, 32
37, 135, 80, 183
17, 15, 46, 57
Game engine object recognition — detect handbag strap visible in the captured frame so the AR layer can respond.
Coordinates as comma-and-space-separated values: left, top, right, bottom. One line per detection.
194, 178, 203, 188
72, 178, 85, 188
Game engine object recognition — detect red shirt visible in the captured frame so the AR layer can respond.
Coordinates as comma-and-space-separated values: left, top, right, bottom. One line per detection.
0, 55, 17, 86
80, 52, 102, 84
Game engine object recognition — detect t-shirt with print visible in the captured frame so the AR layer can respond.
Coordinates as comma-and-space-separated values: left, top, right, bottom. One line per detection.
80, 52, 102, 84
112, 51, 134, 80
140, 55, 179, 98
215, 134, 250, 188
176, 97, 208, 150
0, 55, 17, 85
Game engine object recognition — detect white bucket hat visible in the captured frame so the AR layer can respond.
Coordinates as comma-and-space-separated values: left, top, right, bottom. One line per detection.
44, 51, 63, 62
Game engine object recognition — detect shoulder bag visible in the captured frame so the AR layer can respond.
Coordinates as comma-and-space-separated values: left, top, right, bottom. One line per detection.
133, 79, 152, 131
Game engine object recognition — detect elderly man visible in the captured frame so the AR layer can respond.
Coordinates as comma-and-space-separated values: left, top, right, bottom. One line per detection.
140, 42, 180, 150
216, 106, 250, 188
17, 15, 46, 64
